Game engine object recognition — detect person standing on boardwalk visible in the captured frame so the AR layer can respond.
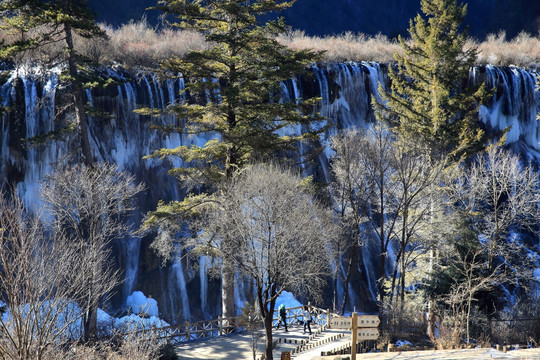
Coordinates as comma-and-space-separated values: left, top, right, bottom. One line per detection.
276, 304, 288, 331
303, 305, 312, 334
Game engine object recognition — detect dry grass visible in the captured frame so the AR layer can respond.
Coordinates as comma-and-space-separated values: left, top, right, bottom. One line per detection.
471, 31, 540, 69
2, 20, 539, 69
100, 20, 209, 68
279, 29, 540, 68
277, 30, 401, 63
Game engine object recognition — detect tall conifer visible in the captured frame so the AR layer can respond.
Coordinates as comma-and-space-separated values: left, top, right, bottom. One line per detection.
372, 0, 494, 335
374, 0, 492, 161
43, 0, 107, 166
1, 0, 109, 341
143, 0, 324, 319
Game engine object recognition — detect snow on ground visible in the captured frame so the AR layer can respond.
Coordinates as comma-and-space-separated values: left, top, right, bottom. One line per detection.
126, 290, 159, 317
395, 339, 413, 347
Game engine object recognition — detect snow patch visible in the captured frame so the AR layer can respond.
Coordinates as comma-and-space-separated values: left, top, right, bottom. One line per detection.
275, 291, 303, 309
126, 291, 159, 317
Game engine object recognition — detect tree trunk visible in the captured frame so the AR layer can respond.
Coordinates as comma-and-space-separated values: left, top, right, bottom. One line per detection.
85, 303, 99, 343
340, 244, 357, 315
222, 255, 236, 318
64, 23, 93, 166
264, 313, 274, 360
400, 247, 406, 308
378, 249, 386, 317
427, 307, 435, 342
378, 178, 386, 317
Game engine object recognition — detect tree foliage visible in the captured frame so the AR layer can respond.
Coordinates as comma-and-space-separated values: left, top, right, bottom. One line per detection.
142, 0, 325, 318
186, 163, 333, 360
0, 0, 111, 164
374, 0, 492, 161
144, 0, 324, 185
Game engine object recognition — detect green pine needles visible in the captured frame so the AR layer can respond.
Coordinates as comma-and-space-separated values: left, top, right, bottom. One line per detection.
374, 0, 493, 162
144, 0, 325, 186
141, 2, 326, 320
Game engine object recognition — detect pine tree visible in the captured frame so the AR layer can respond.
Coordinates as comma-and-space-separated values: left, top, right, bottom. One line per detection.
43, 0, 107, 166
0, 0, 46, 61
143, 0, 324, 319
374, 0, 492, 162
146, 0, 324, 183
1, 0, 108, 166
372, 0, 494, 338
1, 0, 111, 342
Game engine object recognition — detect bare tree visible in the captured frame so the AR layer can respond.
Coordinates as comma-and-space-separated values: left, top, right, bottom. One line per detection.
240, 302, 264, 360
389, 140, 446, 310
40, 162, 145, 342
331, 126, 444, 316
460, 146, 539, 269
440, 146, 539, 341
0, 190, 88, 360
190, 163, 334, 360
330, 129, 367, 314
331, 127, 403, 314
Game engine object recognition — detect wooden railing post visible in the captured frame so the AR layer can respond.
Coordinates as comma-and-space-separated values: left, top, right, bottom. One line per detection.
327, 308, 331, 327
186, 321, 191, 341
219, 316, 223, 336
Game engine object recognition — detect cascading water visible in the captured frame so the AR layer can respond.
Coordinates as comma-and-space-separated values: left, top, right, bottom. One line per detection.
199, 255, 209, 317
169, 251, 191, 320
471, 65, 539, 151
0, 63, 537, 321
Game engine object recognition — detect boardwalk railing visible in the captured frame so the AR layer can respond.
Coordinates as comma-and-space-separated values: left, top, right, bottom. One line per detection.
126, 315, 243, 345
126, 304, 338, 344
272, 305, 336, 328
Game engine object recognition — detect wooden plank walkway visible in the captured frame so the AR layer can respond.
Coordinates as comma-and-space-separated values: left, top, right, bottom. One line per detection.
175, 323, 540, 360
175, 321, 338, 359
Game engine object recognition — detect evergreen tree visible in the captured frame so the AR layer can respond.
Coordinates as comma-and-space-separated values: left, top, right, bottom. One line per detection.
372, 0, 495, 338
1, 0, 108, 165
42, 0, 107, 166
143, 0, 324, 318
374, 0, 492, 162
0, 0, 46, 61
0, 0, 47, 116
1, 0, 112, 341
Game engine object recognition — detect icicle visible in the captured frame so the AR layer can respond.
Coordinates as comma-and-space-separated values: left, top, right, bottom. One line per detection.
200, 256, 208, 316
170, 257, 191, 320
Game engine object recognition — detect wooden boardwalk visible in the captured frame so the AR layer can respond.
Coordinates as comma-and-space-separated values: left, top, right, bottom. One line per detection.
151, 306, 540, 359
175, 321, 341, 359
177, 326, 540, 360
175, 322, 540, 360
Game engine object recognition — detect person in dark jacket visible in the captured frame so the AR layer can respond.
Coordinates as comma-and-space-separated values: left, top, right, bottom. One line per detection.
276, 304, 288, 331
303, 305, 312, 334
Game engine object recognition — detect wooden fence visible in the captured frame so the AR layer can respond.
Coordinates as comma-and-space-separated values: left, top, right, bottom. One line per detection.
127, 304, 336, 344
271, 305, 333, 328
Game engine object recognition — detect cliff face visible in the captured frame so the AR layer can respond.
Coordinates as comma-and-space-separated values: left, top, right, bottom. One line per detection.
90, 0, 539, 40
1, 63, 538, 322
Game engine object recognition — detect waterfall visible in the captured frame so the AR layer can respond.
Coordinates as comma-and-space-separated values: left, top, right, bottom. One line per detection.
471, 65, 539, 149
0, 64, 537, 321
169, 253, 191, 320
199, 256, 208, 317
15, 74, 59, 211
0, 76, 12, 177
